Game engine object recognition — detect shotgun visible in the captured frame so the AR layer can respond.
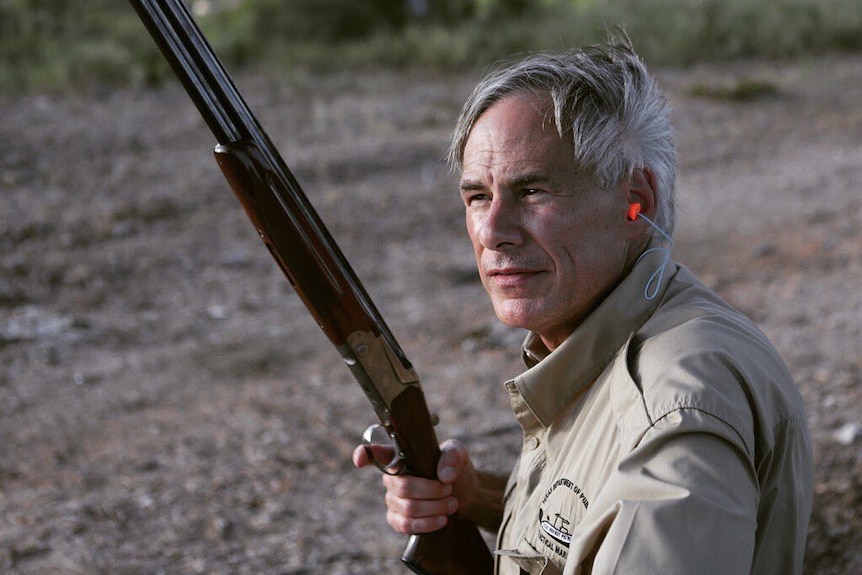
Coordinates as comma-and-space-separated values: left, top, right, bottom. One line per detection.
126, 1, 493, 573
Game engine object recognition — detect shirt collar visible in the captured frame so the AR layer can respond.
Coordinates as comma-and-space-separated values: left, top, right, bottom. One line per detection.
511, 244, 677, 428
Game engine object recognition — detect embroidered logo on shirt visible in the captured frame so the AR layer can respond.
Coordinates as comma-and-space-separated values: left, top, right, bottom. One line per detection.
536, 478, 589, 559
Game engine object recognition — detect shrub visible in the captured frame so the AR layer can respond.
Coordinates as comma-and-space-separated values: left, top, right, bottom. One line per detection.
1, 0, 860, 93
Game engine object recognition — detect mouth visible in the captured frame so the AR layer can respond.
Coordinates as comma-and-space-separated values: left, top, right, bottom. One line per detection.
485, 267, 543, 286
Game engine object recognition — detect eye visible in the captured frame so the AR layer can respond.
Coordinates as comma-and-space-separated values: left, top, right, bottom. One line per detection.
462, 192, 490, 206
521, 188, 546, 199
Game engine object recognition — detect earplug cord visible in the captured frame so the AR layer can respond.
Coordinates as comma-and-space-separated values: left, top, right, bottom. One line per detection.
634, 211, 673, 300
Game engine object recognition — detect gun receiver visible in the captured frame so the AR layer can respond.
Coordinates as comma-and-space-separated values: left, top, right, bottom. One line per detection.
127, 1, 493, 573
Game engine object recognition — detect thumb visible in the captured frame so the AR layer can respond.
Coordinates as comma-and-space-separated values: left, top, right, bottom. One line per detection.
437, 439, 469, 485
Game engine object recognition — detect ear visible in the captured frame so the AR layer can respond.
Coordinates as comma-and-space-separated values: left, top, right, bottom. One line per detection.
622, 168, 656, 240
626, 167, 657, 219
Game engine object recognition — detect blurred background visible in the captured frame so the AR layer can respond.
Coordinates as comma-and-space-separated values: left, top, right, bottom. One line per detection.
2, 0, 862, 92
1, 1, 861, 574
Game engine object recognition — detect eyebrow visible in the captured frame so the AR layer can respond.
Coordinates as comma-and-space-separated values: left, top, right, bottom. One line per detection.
459, 179, 485, 192
460, 172, 550, 192
508, 173, 551, 188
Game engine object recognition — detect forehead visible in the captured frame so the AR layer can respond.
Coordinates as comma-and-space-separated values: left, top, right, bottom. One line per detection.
461, 93, 574, 179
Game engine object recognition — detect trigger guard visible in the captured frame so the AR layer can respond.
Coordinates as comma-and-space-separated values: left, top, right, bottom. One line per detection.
362, 423, 405, 475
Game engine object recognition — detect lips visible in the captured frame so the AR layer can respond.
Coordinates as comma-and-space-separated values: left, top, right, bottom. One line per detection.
484, 267, 543, 287
487, 267, 535, 276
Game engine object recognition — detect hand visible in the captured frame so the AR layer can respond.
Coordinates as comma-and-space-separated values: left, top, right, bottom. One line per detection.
353, 439, 477, 534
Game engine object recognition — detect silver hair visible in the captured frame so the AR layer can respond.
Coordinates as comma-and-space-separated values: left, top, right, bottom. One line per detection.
448, 35, 677, 236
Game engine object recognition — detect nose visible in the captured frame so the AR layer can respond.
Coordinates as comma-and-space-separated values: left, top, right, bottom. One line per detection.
474, 195, 524, 250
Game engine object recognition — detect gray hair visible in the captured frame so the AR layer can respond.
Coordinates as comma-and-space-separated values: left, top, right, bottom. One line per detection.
448, 35, 677, 236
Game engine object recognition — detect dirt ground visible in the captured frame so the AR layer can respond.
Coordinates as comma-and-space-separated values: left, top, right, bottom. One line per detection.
1, 52, 860, 574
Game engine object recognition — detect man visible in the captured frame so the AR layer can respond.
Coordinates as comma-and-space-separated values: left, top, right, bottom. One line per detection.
354, 36, 813, 574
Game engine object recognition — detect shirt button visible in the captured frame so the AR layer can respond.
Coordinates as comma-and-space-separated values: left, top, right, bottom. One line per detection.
527, 436, 540, 450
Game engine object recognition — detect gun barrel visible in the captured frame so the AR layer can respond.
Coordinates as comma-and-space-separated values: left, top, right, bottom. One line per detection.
130, 0, 245, 143
128, 1, 493, 572
128, 0, 409, 365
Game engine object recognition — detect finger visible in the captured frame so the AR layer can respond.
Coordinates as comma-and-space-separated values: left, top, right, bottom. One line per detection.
437, 439, 468, 484
386, 490, 459, 519
382, 473, 453, 500
353, 444, 397, 469
352, 445, 372, 468
387, 508, 450, 535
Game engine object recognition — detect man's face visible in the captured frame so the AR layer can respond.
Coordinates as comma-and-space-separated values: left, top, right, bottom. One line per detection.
459, 93, 632, 350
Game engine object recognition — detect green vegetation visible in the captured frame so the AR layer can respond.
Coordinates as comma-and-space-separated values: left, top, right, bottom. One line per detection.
1, 0, 861, 93
688, 78, 780, 102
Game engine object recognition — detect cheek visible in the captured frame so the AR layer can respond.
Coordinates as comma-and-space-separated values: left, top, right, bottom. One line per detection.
549, 222, 617, 281
465, 214, 484, 254
560, 235, 627, 295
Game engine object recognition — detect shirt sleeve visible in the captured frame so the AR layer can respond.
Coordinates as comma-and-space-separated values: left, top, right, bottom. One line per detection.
564, 408, 759, 575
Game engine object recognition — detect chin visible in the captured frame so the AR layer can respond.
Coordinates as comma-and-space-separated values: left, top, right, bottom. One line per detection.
492, 304, 534, 332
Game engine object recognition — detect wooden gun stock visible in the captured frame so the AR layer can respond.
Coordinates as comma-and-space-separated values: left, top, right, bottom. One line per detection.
127, 1, 493, 573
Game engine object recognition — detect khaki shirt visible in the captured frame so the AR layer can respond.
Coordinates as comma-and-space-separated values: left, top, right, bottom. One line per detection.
496, 250, 813, 575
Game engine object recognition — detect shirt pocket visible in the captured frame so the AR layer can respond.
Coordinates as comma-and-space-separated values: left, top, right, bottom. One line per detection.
496, 550, 563, 575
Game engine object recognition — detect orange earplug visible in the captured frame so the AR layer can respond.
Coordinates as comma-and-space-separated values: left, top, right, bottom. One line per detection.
627, 203, 642, 222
